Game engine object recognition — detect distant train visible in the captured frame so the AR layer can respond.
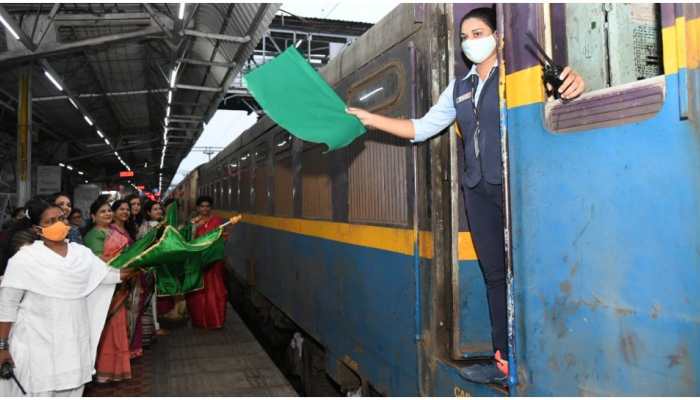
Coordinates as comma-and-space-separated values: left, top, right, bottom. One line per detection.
171, 3, 699, 396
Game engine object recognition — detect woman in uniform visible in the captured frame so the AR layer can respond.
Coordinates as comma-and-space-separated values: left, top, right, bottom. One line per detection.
347, 7, 585, 384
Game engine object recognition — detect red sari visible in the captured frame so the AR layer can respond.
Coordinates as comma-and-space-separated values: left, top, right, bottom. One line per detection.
185, 215, 228, 328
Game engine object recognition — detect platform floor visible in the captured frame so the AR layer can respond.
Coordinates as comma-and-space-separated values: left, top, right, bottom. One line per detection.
85, 305, 297, 397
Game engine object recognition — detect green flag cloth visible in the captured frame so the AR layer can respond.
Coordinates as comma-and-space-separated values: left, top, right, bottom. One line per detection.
112, 225, 226, 295
165, 201, 178, 228
243, 47, 366, 151
108, 226, 161, 269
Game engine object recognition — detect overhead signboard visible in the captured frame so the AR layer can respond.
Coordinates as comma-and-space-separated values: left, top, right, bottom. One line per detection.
119, 171, 135, 178
36, 165, 61, 195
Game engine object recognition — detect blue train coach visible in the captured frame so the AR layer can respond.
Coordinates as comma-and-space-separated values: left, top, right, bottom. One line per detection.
172, 3, 699, 396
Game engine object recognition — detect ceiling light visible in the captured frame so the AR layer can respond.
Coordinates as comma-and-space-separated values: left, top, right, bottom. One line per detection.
78, 171, 84, 175
84, 116, 93, 126
114, 151, 118, 156
58, 162, 65, 167
66, 165, 73, 171
69, 98, 78, 109
178, 2, 186, 20
96, 130, 104, 138
84, 180, 89, 184
104, 137, 110, 146
166, 106, 171, 117
0, 14, 20, 40
168, 90, 172, 104
169, 67, 177, 88
44, 70, 63, 91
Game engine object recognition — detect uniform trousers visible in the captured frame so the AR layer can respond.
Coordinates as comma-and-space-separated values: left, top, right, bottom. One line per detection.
462, 179, 508, 357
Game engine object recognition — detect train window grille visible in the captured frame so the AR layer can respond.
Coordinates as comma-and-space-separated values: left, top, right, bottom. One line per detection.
301, 143, 333, 220
345, 61, 409, 227
274, 142, 293, 217
254, 143, 269, 214
238, 151, 252, 212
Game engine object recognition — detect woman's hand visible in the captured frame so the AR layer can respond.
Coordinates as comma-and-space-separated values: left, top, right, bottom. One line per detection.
0, 349, 13, 367
555, 66, 585, 100
346, 107, 376, 127
119, 268, 138, 281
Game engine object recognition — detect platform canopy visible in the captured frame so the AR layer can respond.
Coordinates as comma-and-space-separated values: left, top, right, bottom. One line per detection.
0, 3, 279, 194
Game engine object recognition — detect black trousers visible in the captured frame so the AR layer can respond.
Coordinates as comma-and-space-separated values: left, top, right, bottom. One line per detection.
462, 179, 507, 358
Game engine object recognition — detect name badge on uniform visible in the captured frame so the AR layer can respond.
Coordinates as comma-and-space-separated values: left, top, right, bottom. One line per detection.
456, 92, 472, 104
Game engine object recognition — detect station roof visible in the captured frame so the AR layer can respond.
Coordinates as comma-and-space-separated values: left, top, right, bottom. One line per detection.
0, 3, 279, 194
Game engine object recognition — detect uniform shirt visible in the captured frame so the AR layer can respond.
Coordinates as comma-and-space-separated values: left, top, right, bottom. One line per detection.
411, 61, 499, 143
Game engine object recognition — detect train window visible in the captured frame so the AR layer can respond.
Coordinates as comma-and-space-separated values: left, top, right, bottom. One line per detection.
545, 3, 666, 132
254, 143, 269, 214
227, 158, 239, 211
274, 131, 292, 154
347, 131, 409, 227
274, 132, 294, 217
238, 152, 252, 212
301, 143, 333, 220
561, 3, 663, 92
346, 63, 404, 112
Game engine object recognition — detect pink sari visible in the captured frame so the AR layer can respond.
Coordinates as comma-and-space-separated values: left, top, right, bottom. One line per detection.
95, 224, 133, 382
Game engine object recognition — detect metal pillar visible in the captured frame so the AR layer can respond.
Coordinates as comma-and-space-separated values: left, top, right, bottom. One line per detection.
17, 68, 32, 205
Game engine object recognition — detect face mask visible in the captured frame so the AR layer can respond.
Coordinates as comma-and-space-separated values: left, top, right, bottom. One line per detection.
461, 34, 497, 64
40, 221, 71, 242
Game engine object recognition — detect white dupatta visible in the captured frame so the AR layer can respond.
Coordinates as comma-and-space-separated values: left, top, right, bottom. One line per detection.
1, 240, 118, 366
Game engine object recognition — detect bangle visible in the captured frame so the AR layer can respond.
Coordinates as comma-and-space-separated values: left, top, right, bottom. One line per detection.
0, 339, 8, 351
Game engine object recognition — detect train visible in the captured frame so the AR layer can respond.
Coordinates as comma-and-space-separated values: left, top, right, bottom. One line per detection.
170, 3, 699, 396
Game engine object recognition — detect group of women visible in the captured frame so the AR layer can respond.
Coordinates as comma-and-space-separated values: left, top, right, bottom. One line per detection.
0, 192, 230, 396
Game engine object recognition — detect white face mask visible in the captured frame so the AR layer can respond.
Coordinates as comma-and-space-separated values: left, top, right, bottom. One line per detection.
461, 34, 497, 64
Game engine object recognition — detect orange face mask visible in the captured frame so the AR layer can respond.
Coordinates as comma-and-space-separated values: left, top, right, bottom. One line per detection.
41, 221, 71, 242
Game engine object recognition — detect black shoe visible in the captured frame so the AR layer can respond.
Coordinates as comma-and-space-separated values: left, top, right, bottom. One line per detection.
459, 362, 508, 386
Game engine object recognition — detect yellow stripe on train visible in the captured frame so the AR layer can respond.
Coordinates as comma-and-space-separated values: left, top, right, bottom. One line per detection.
215, 210, 478, 261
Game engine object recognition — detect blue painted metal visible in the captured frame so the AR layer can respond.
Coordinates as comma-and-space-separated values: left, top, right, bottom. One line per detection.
507, 73, 700, 395
227, 223, 420, 396
457, 261, 492, 356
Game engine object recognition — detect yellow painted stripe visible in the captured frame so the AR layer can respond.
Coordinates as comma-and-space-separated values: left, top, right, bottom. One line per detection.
688, 17, 700, 69
662, 24, 678, 74
505, 65, 545, 109
676, 17, 688, 70
215, 210, 478, 261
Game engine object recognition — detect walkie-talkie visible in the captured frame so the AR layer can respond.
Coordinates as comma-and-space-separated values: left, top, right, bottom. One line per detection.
525, 32, 565, 99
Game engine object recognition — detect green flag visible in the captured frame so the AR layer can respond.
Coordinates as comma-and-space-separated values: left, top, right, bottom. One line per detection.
243, 47, 366, 151
114, 225, 225, 295
165, 201, 178, 228
108, 226, 161, 269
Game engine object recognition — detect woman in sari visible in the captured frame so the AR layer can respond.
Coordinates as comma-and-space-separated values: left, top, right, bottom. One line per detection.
0, 198, 135, 396
84, 197, 133, 382
185, 196, 228, 329
136, 200, 169, 346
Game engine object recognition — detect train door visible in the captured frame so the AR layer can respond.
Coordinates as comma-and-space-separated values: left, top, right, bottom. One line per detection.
503, 4, 700, 395
444, 3, 499, 361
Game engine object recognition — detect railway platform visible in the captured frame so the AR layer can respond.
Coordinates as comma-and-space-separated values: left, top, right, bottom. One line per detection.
84, 305, 297, 397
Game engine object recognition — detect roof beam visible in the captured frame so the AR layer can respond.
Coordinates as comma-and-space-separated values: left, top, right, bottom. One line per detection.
167, 118, 202, 124
175, 83, 220, 92
181, 57, 236, 68
0, 5, 37, 51
182, 29, 251, 43
170, 114, 204, 120
32, 88, 169, 102
0, 24, 165, 66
